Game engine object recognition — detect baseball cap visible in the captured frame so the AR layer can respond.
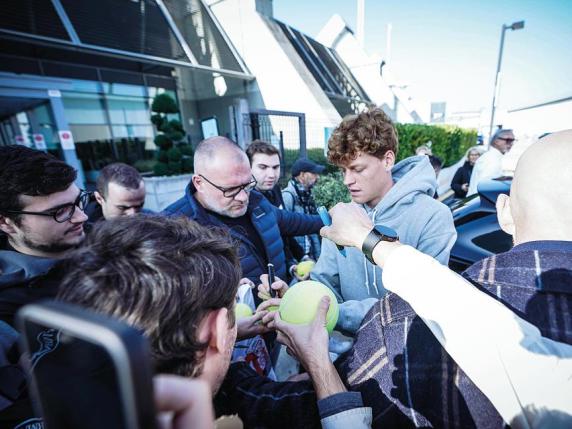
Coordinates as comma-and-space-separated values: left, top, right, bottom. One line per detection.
291, 158, 326, 177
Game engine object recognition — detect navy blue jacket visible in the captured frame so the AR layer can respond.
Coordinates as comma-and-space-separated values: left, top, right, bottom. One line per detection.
163, 183, 323, 283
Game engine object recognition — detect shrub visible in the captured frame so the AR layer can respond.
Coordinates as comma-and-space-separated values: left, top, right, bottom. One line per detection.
151, 93, 193, 176
394, 123, 476, 167
313, 172, 350, 209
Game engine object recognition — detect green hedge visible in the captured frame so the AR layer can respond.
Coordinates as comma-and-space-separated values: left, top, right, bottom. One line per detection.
313, 172, 350, 209
395, 123, 476, 167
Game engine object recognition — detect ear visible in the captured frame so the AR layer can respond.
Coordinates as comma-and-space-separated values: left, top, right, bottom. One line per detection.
212, 308, 233, 353
192, 174, 203, 191
496, 194, 515, 236
384, 150, 396, 171
94, 191, 105, 206
0, 215, 17, 235
198, 308, 234, 354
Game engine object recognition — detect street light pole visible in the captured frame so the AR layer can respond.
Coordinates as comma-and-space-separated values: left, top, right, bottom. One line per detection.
488, 20, 525, 139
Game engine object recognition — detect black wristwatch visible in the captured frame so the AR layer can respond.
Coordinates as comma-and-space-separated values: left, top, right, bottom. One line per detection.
361, 225, 399, 265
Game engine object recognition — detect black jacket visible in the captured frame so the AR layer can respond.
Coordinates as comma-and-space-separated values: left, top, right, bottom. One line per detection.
163, 184, 323, 285
0, 235, 64, 427
261, 186, 305, 264
450, 161, 474, 198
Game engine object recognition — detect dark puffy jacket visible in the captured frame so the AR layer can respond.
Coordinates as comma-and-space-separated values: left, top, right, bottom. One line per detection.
163, 183, 323, 283
450, 161, 474, 198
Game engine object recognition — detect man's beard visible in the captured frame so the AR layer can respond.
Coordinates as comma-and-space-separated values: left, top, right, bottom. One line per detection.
21, 234, 83, 255
202, 194, 248, 218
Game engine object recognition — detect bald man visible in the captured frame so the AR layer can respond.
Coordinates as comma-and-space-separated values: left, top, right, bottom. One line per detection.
163, 137, 323, 291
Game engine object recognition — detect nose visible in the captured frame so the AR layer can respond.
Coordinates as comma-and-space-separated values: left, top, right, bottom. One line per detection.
72, 206, 89, 223
234, 188, 249, 203
124, 207, 138, 216
343, 171, 354, 186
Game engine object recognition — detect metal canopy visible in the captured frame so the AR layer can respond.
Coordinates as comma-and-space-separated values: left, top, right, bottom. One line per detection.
275, 19, 371, 104
0, 0, 253, 80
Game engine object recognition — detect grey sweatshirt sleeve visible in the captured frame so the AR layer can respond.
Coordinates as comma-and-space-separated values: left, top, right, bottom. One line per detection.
337, 298, 378, 334
311, 239, 343, 301
313, 240, 377, 334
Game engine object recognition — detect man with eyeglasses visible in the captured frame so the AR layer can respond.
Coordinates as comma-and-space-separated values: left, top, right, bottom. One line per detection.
164, 136, 323, 297
0, 145, 88, 427
467, 128, 515, 196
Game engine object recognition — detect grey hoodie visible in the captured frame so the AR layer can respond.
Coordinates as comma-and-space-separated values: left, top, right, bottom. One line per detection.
311, 156, 456, 333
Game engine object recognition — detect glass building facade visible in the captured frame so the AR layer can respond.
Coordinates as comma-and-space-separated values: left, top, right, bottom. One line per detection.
0, 0, 253, 184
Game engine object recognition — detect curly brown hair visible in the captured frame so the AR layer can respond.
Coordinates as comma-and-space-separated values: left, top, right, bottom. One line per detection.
328, 108, 398, 166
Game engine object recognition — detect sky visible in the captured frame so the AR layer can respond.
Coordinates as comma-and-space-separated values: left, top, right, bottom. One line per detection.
274, 0, 572, 114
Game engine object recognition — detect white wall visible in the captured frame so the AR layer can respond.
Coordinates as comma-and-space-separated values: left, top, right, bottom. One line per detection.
208, 0, 342, 148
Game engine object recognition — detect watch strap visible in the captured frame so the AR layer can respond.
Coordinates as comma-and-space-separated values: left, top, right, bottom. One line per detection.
361, 227, 398, 265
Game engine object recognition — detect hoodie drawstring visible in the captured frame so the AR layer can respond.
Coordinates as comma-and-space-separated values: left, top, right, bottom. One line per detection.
363, 208, 380, 296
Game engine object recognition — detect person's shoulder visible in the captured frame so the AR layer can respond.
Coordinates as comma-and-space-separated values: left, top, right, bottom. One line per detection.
249, 190, 273, 212
163, 194, 195, 216
412, 192, 451, 215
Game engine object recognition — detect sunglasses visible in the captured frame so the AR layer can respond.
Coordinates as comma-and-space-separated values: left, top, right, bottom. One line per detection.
498, 137, 515, 143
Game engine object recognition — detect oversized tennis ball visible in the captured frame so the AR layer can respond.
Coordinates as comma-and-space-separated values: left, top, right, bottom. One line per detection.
296, 260, 315, 277
279, 280, 339, 333
234, 303, 253, 319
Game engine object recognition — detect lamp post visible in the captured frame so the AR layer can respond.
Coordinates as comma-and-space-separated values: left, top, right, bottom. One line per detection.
488, 20, 525, 139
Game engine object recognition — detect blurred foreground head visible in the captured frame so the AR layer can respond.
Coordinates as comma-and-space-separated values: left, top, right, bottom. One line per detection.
58, 215, 240, 394
496, 130, 572, 245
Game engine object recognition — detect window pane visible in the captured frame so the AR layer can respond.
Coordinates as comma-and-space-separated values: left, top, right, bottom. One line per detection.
107, 98, 150, 125
70, 124, 112, 142
62, 93, 107, 124
61, 0, 189, 62
163, 0, 243, 72
1, 0, 70, 41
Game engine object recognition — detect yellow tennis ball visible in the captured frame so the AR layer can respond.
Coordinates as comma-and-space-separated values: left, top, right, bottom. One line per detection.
234, 303, 253, 319
296, 260, 315, 277
279, 280, 338, 333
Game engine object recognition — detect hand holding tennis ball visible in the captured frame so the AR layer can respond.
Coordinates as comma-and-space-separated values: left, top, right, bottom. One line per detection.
234, 303, 253, 319
295, 260, 315, 279
278, 280, 338, 334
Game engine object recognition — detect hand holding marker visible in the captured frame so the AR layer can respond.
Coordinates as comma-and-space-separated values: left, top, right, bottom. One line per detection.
317, 206, 346, 256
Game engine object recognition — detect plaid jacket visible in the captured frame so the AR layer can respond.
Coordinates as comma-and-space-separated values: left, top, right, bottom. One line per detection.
219, 241, 572, 428
335, 240, 572, 428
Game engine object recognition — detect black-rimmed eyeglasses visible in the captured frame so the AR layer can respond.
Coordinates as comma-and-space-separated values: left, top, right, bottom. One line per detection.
5, 190, 92, 223
199, 174, 257, 199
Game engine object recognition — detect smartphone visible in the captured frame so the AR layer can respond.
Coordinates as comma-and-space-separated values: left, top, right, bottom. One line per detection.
267, 263, 276, 298
16, 300, 157, 429
317, 206, 346, 256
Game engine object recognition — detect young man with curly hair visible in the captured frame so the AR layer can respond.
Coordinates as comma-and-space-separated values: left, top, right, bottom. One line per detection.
311, 108, 456, 333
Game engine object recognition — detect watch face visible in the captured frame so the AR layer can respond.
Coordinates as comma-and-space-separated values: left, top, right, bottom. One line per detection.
374, 225, 398, 240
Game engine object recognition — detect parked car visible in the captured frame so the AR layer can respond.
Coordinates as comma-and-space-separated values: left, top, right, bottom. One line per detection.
448, 178, 513, 273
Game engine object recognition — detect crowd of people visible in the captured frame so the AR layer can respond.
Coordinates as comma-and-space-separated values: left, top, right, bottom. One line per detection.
0, 107, 570, 429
